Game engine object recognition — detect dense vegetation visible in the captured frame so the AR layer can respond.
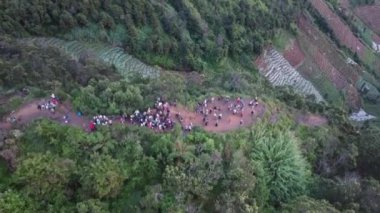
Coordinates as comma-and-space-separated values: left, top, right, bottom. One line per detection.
349, 0, 376, 6
1, 0, 380, 212
0, 0, 304, 70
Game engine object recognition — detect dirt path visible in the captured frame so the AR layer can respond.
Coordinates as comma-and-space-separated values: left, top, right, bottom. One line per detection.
0, 97, 327, 134
171, 99, 266, 133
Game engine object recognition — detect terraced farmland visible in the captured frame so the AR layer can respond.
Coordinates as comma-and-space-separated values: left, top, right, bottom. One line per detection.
283, 40, 305, 68
355, 5, 380, 34
297, 14, 362, 109
297, 56, 344, 105
298, 15, 361, 83
310, 0, 367, 58
256, 48, 324, 102
17, 37, 160, 79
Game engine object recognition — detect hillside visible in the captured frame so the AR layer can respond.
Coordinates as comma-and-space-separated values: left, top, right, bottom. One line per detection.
0, 0, 303, 70
1, 0, 380, 212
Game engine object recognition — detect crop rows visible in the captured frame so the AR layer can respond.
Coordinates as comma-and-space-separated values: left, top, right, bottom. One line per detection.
312, 45, 348, 89
298, 15, 360, 83
354, 5, 380, 34
257, 48, 324, 102
310, 0, 367, 58
297, 15, 364, 109
17, 37, 160, 79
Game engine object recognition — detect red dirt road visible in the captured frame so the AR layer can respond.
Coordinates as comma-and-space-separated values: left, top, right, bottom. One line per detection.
0, 98, 266, 134
0, 100, 90, 130
171, 99, 266, 133
1, 98, 327, 134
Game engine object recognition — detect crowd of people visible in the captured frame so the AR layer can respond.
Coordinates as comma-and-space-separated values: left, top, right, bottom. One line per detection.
15, 94, 261, 132
37, 94, 59, 113
128, 97, 175, 131
88, 115, 112, 131
195, 96, 260, 128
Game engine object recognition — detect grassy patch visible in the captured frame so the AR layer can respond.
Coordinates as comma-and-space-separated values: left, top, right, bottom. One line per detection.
363, 100, 380, 119
363, 48, 377, 68
143, 54, 177, 70
8, 96, 23, 109
298, 61, 345, 107
352, 18, 374, 46
273, 29, 294, 51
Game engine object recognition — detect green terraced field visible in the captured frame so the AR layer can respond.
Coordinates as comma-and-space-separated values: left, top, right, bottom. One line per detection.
17, 37, 160, 79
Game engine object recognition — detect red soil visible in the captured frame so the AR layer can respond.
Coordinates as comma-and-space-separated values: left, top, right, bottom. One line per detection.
0, 98, 266, 134
312, 46, 348, 89
310, 0, 367, 57
296, 113, 328, 127
355, 5, 380, 34
283, 40, 306, 68
298, 15, 360, 83
1, 97, 328, 134
171, 99, 266, 133
297, 15, 362, 109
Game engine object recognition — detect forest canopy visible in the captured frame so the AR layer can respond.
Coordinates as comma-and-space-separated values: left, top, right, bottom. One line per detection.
0, 0, 304, 70
2, 0, 380, 212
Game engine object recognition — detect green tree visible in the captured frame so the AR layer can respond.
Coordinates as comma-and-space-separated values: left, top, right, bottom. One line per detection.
59, 11, 76, 29
357, 125, 380, 179
249, 122, 311, 206
163, 151, 224, 207
0, 190, 36, 213
76, 199, 109, 213
80, 154, 126, 199
282, 196, 340, 213
215, 150, 259, 213
14, 152, 75, 203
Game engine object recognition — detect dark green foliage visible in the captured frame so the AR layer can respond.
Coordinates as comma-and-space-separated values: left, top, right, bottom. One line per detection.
0, 38, 118, 91
0, 0, 304, 70
311, 176, 380, 212
1, 0, 380, 212
14, 152, 76, 208
357, 125, 380, 179
0, 190, 37, 213
2, 118, 310, 212
79, 154, 125, 199
71, 72, 194, 115
282, 196, 340, 213
349, 0, 375, 6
